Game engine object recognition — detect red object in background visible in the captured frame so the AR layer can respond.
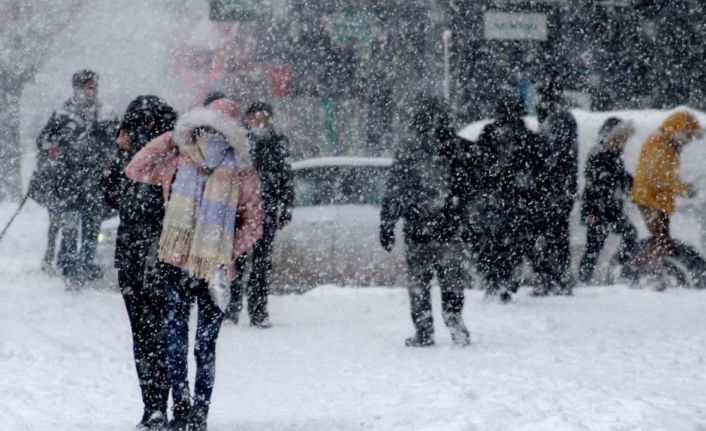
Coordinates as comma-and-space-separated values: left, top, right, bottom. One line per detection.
264, 66, 292, 98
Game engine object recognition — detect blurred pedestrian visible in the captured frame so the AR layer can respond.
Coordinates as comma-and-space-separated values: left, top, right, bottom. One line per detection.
534, 80, 579, 295
29, 69, 118, 284
227, 101, 293, 328
380, 97, 473, 347
578, 117, 638, 284
629, 110, 702, 290
475, 92, 545, 302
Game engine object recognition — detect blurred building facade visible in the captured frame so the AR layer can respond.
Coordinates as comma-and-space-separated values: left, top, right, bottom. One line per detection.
202, 0, 705, 157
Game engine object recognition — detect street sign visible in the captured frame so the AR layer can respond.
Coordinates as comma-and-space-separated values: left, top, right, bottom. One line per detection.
330, 8, 374, 45
209, 0, 272, 21
484, 12, 548, 41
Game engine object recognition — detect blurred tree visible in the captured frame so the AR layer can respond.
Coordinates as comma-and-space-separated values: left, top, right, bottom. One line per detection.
0, 0, 84, 201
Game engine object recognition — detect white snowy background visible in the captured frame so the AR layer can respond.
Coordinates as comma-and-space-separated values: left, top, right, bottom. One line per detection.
3, 0, 706, 429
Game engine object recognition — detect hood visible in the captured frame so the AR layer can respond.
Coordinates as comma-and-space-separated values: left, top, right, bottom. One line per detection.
659, 110, 702, 143
172, 106, 251, 168
121, 95, 177, 152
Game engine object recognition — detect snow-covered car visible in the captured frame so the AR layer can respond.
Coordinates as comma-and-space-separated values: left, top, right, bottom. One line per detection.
96, 156, 407, 291
270, 157, 406, 291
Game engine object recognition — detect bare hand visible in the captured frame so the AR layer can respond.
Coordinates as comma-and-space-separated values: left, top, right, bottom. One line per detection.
116, 129, 131, 151
586, 215, 598, 225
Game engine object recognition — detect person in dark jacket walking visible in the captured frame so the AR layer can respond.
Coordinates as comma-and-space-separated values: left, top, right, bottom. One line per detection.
227, 102, 294, 328
534, 80, 579, 295
380, 97, 473, 347
578, 117, 638, 283
30, 69, 118, 283
475, 94, 546, 302
101, 95, 177, 430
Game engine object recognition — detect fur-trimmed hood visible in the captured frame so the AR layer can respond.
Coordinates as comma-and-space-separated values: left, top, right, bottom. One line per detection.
172, 106, 252, 167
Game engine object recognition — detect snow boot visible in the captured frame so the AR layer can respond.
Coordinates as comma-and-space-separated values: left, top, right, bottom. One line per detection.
444, 314, 470, 347
81, 262, 104, 281
166, 418, 188, 431
250, 316, 272, 329
485, 285, 512, 303
137, 411, 167, 431
405, 332, 435, 347
225, 305, 239, 325
405, 323, 435, 347
168, 400, 191, 431
531, 286, 550, 297
189, 413, 208, 431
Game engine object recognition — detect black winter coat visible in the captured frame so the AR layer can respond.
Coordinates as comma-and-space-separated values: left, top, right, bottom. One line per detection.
29, 96, 118, 213
538, 110, 579, 217
102, 96, 176, 269
102, 150, 165, 269
380, 133, 478, 245
580, 146, 632, 224
248, 129, 294, 230
475, 117, 546, 234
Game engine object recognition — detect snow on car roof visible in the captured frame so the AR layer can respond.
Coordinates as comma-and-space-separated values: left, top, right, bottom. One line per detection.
292, 156, 393, 170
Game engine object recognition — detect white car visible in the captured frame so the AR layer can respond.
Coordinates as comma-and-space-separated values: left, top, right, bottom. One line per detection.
97, 157, 407, 291
271, 157, 406, 291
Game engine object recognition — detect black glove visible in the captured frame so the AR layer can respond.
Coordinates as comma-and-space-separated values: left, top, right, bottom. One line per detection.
279, 210, 293, 226
380, 225, 395, 252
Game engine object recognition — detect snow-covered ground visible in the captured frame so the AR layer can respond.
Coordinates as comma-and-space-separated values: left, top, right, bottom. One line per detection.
3, 202, 706, 431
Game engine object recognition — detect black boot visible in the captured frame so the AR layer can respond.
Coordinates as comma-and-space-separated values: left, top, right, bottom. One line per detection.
405, 319, 434, 347
168, 401, 191, 431
405, 331, 435, 347
486, 285, 512, 303
137, 411, 167, 431
189, 411, 208, 431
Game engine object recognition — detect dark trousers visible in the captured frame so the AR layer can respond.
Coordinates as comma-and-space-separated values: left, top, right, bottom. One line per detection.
479, 226, 529, 294
533, 214, 573, 292
45, 208, 79, 270
230, 218, 275, 324
405, 242, 467, 338
579, 215, 638, 282
78, 208, 101, 268
165, 269, 225, 422
118, 260, 170, 416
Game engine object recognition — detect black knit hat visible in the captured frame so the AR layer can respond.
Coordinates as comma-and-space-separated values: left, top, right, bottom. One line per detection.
598, 117, 624, 145
72, 69, 99, 87
245, 101, 273, 117
120, 95, 177, 150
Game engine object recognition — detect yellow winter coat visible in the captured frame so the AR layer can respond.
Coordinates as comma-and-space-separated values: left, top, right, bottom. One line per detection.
629, 111, 701, 214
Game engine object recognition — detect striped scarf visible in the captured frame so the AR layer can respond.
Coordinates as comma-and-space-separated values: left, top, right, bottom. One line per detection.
158, 134, 240, 282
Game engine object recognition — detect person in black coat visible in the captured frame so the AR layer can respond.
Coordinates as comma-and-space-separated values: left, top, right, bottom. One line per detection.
227, 102, 294, 328
101, 95, 177, 430
380, 97, 474, 347
578, 117, 638, 283
474, 94, 546, 302
30, 69, 118, 281
534, 80, 579, 295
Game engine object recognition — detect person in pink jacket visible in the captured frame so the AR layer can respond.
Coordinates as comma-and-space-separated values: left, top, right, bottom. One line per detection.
126, 98, 263, 431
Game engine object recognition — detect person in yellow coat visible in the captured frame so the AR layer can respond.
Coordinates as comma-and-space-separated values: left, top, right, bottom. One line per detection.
629, 110, 703, 286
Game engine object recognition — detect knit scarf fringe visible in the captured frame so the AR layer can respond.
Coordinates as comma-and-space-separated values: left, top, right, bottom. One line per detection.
158, 226, 194, 267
